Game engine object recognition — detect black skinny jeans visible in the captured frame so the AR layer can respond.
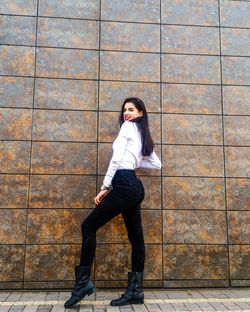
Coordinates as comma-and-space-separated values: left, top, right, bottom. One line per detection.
80, 169, 145, 272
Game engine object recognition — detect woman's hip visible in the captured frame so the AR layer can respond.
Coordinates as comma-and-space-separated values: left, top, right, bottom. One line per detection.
111, 169, 145, 203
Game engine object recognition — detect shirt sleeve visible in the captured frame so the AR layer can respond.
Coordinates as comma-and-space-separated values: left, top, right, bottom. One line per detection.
139, 150, 162, 169
102, 121, 132, 188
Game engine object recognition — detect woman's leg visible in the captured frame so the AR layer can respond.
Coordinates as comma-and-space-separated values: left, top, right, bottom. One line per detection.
65, 188, 129, 308
110, 202, 145, 306
122, 203, 145, 272
80, 188, 135, 267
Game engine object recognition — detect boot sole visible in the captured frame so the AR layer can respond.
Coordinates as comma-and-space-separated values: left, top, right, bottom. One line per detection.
110, 299, 144, 306
131, 299, 144, 304
64, 287, 96, 308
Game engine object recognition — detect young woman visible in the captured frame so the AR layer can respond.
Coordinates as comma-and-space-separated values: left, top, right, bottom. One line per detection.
64, 97, 161, 308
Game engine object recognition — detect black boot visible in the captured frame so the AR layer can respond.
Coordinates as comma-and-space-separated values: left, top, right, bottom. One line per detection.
110, 272, 144, 306
64, 265, 96, 308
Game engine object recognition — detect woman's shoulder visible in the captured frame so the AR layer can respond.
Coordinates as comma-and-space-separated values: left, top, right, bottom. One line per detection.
122, 120, 134, 126
123, 120, 138, 129
120, 121, 137, 131
119, 121, 138, 137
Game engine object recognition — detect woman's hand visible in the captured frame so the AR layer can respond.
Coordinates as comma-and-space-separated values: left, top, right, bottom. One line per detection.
94, 189, 108, 205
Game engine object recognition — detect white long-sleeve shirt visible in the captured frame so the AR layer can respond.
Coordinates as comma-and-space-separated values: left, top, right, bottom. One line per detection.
103, 120, 162, 188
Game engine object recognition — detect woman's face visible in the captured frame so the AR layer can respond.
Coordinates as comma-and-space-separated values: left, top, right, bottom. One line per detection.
123, 102, 143, 121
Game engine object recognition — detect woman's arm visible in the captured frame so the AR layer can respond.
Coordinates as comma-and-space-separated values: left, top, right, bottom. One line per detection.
139, 150, 162, 169
102, 121, 132, 188
95, 123, 131, 205
102, 137, 127, 188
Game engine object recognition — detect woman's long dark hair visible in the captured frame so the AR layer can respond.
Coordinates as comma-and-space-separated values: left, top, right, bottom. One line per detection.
118, 97, 154, 156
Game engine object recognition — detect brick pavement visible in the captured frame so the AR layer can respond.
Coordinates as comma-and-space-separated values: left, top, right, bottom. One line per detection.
0, 288, 249, 312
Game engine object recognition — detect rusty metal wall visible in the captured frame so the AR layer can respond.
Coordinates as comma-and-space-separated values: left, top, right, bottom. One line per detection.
0, 0, 249, 289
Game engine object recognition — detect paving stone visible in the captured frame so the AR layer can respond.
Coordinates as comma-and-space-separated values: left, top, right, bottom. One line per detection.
199, 289, 231, 299
227, 289, 249, 298
50, 304, 65, 312
58, 292, 71, 301
232, 290, 250, 297
119, 307, 134, 312
36, 305, 53, 312
0, 306, 12, 312
9, 306, 26, 312
222, 301, 244, 310
184, 302, 203, 310
0, 292, 11, 300
235, 301, 250, 309
5, 293, 23, 302
20, 293, 45, 302
106, 306, 120, 312
1, 289, 250, 312
166, 290, 196, 299
144, 292, 157, 299
209, 301, 230, 310
220, 290, 236, 298
157, 303, 175, 311
132, 304, 148, 311
120, 307, 135, 312
95, 291, 115, 300
196, 301, 216, 311
24, 293, 47, 301
92, 306, 106, 312
158, 303, 175, 311
153, 291, 169, 299
185, 290, 205, 299
45, 293, 59, 301
144, 302, 162, 311
170, 302, 189, 311
23, 306, 39, 312
79, 305, 93, 311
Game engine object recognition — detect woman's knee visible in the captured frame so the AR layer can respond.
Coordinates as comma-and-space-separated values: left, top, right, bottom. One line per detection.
132, 241, 145, 259
127, 226, 144, 244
